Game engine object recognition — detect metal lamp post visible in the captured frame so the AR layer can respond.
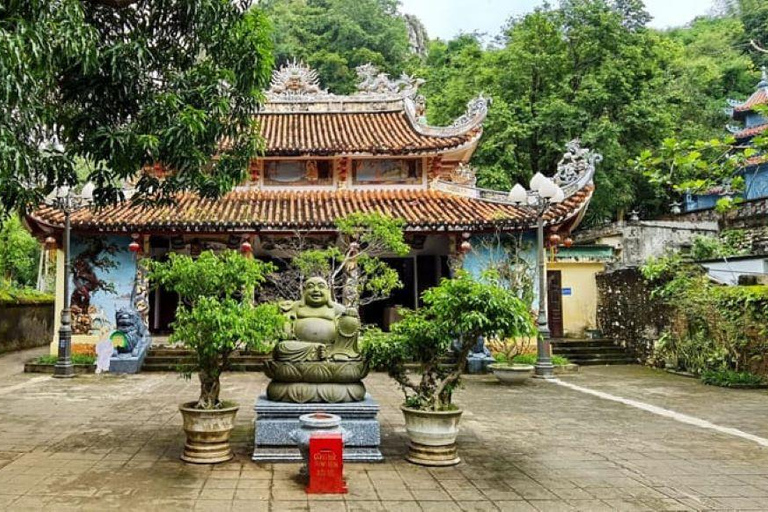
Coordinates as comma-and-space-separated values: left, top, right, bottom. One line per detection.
508, 174, 565, 380
47, 183, 94, 378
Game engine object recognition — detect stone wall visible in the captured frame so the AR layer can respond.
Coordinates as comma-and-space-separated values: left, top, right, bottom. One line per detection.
596, 269, 667, 363
0, 302, 55, 354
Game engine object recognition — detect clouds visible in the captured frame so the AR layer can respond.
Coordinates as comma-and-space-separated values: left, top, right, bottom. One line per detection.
398, 0, 715, 41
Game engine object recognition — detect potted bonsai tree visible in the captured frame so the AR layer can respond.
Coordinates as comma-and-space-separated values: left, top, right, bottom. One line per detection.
369, 271, 535, 466
148, 250, 283, 463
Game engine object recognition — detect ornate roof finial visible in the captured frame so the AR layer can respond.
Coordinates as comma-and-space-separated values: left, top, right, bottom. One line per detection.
355, 64, 424, 97
268, 59, 327, 97
759, 66, 768, 89
553, 139, 602, 195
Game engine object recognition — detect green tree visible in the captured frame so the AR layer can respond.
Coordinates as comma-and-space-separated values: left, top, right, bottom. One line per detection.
417, 1, 684, 222
0, 216, 40, 288
260, 0, 412, 93
0, 0, 273, 216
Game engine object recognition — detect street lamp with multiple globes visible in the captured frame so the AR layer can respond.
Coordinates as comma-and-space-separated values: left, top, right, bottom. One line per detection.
46, 183, 94, 378
508, 173, 565, 379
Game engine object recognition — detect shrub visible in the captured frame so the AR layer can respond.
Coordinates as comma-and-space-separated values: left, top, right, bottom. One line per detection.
147, 250, 283, 409
366, 272, 536, 411
701, 369, 765, 388
511, 353, 570, 366
642, 255, 768, 377
36, 354, 95, 365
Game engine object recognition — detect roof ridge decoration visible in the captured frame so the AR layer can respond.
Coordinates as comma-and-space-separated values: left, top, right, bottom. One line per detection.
264, 61, 426, 112
354, 63, 425, 98
433, 138, 599, 203
405, 94, 490, 138
266, 59, 336, 101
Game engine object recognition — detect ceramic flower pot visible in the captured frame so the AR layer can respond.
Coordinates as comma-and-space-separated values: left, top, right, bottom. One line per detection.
488, 363, 534, 384
400, 406, 463, 467
179, 402, 239, 464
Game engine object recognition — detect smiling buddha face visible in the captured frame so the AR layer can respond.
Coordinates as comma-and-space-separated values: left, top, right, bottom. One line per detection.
303, 277, 331, 308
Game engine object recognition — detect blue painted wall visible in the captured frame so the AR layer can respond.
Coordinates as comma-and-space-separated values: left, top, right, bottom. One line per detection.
745, 164, 768, 200
462, 232, 540, 309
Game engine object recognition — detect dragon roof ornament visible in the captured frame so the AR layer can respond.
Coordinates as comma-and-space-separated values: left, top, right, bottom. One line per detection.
267, 59, 332, 99
354, 64, 424, 98
553, 139, 602, 196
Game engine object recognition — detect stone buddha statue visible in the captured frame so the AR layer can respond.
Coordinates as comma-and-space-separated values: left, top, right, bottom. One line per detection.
265, 277, 368, 403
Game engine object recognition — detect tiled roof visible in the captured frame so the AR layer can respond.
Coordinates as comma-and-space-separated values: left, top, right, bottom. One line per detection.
733, 88, 768, 113
29, 187, 593, 234
734, 123, 768, 140
254, 112, 479, 156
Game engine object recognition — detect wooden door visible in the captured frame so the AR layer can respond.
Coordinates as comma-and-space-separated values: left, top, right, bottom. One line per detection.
547, 270, 564, 338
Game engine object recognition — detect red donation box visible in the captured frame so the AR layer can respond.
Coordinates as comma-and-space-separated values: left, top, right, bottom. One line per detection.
307, 433, 347, 494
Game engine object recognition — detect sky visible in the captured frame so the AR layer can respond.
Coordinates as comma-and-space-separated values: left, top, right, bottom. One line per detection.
399, 0, 717, 41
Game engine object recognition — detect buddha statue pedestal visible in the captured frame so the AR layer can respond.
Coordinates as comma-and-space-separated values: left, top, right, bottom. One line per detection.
252, 394, 383, 462
253, 278, 382, 462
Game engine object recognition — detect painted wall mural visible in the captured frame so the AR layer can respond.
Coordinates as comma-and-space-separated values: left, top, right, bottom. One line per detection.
70, 235, 136, 335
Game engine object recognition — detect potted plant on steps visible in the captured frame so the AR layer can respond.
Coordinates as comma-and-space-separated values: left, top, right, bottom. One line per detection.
367, 271, 536, 466
148, 251, 283, 464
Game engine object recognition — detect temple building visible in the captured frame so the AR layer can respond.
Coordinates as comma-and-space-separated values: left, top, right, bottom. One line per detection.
27, 62, 597, 351
686, 68, 768, 212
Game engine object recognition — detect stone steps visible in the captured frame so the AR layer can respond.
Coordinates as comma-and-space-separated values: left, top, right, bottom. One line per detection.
142, 348, 269, 372
551, 338, 635, 366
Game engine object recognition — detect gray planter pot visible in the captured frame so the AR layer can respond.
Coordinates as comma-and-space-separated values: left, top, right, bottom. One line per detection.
488, 363, 534, 384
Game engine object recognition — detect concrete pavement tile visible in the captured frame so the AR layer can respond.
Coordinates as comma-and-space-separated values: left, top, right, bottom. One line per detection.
231, 500, 270, 511
600, 499, 655, 511
194, 499, 234, 511
411, 488, 454, 501
418, 502, 463, 512
527, 500, 576, 512
495, 501, 538, 512
456, 500, 501, 511
346, 501, 385, 511
382, 501, 423, 511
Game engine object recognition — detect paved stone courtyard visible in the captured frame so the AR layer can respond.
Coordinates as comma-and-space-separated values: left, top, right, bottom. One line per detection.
2, 347, 768, 511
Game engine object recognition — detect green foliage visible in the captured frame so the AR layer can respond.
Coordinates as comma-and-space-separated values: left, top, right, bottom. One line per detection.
171, 297, 284, 408
689, 231, 749, 261
359, 326, 404, 371
371, 272, 536, 411
335, 212, 409, 257
0, 287, 53, 305
632, 136, 762, 213
641, 255, 768, 376
0, 216, 40, 287
507, 353, 570, 366
146, 250, 275, 306
36, 354, 95, 365
0, 0, 273, 216
147, 250, 281, 409
701, 369, 766, 388
261, 0, 412, 93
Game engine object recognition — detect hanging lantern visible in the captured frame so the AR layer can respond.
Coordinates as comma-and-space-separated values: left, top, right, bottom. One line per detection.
128, 241, 141, 253
44, 236, 57, 249
548, 233, 561, 246
240, 239, 253, 254
563, 237, 574, 248
459, 240, 472, 254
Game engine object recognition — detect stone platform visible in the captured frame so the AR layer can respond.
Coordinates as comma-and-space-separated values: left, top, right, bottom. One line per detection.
252, 393, 383, 462
109, 340, 151, 374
